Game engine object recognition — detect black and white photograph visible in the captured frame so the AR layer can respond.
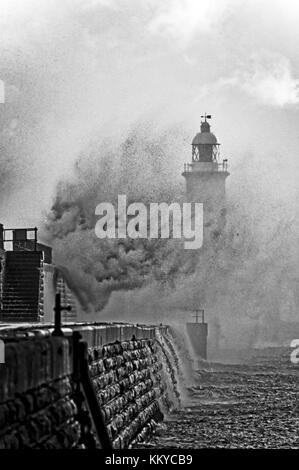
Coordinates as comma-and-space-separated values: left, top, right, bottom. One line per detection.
0, 0, 298, 457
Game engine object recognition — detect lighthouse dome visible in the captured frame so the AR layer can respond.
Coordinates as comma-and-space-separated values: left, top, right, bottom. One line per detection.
192, 119, 218, 146
192, 131, 218, 145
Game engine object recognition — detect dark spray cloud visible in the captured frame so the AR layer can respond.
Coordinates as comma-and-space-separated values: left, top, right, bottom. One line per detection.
43, 124, 188, 312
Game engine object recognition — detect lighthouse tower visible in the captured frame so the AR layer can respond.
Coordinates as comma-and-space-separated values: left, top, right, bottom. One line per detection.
182, 115, 229, 244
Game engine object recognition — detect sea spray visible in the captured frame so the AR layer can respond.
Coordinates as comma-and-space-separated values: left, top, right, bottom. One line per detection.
154, 328, 182, 410
168, 325, 196, 389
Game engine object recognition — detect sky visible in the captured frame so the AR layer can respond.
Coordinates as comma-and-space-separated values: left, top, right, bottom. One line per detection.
0, 0, 299, 226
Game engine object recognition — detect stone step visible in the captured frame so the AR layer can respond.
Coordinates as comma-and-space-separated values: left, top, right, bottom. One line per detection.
4, 276, 39, 288
2, 285, 39, 291
2, 292, 39, 299
5, 265, 40, 271
5, 271, 40, 277
3, 292, 39, 299
1, 309, 38, 314
4, 284, 39, 290
2, 300, 39, 307
4, 271, 40, 276
2, 297, 38, 302
0, 315, 40, 322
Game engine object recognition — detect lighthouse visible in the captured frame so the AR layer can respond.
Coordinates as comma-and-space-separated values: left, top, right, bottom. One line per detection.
183, 115, 229, 361
182, 114, 229, 245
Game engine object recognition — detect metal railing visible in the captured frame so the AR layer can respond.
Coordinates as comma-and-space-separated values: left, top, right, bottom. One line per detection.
192, 309, 205, 324
0, 227, 38, 251
183, 160, 228, 173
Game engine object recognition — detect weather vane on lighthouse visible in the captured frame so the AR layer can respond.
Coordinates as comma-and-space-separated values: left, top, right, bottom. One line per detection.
201, 113, 211, 122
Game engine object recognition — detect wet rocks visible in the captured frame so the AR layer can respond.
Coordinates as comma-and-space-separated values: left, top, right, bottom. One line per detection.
141, 347, 299, 449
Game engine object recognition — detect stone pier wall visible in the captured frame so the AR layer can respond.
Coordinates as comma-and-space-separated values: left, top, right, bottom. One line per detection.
0, 323, 181, 449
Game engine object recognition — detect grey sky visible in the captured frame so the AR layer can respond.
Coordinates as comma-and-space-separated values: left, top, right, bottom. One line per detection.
0, 0, 299, 225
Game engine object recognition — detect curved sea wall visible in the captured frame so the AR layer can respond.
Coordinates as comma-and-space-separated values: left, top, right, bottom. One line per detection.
0, 323, 183, 449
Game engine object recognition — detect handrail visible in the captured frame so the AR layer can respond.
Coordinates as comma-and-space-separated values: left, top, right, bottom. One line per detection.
183, 161, 228, 172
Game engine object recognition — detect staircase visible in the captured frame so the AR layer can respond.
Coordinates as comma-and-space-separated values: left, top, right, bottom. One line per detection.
0, 251, 42, 322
